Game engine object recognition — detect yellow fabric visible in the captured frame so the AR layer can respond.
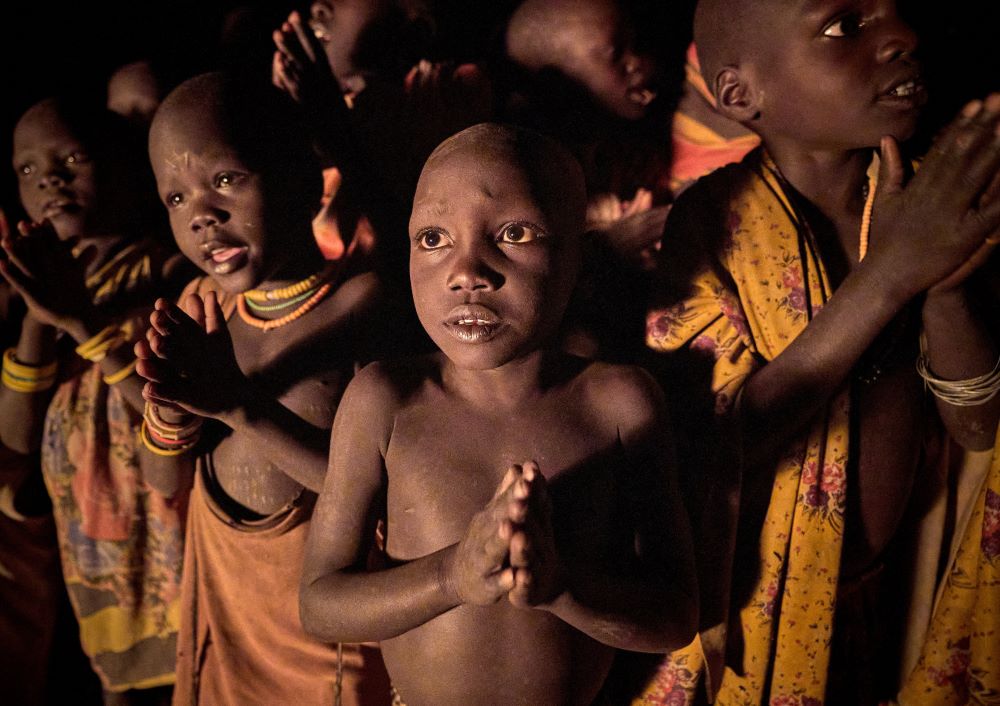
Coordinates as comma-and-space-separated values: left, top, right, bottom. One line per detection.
643, 148, 854, 703
897, 430, 1000, 706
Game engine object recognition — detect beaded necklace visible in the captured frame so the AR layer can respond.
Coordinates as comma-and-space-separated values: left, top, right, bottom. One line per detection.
237, 262, 340, 331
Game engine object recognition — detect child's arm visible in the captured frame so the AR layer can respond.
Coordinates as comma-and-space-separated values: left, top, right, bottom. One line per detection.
300, 364, 527, 643
506, 369, 698, 653
734, 97, 1000, 470
137, 293, 333, 492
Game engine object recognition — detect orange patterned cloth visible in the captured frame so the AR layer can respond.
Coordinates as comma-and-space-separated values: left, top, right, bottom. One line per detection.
41, 240, 186, 692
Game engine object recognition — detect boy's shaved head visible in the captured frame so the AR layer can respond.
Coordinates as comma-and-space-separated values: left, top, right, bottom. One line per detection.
151, 72, 317, 180
507, 0, 612, 71
693, 0, 779, 96
423, 123, 586, 237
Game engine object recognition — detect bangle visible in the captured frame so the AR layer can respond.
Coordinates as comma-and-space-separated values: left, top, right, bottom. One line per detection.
139, 420, 200, 457
143, 401, 203, 442
916, 353, 1000, 406
102, 359, 138, 386
76, 321, 136, 363
2, 348, 57, 393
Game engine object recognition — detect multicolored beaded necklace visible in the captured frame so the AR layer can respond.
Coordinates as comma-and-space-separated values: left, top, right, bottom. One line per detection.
237, 261, 340, 332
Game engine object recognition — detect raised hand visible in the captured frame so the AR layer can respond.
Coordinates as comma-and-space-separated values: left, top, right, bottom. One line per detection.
134, 292, 246, 419
0, 219, 95, 332
272, 10, 343, 114
444, 464, 529, 606
506, 462, 563, 608
869, 93, 1000, 297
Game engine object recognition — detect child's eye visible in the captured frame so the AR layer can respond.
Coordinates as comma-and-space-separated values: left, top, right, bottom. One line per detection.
16, 163, 34, 177
498, 223, 543, 244
64, 151, 90, 166
415, 229, 449, 250
822, 14, 866, 37
165, 193, 184, 208
214, 172, 239, 188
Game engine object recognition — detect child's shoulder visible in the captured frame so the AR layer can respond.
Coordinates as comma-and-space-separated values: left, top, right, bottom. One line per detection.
569, 358, 666, 434
346, 353, 444, 409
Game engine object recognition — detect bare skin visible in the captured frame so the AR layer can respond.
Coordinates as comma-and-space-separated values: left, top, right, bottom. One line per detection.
136, 74, 398, 513
301, 125, 696, 705
0, 100, 187, 455
693, 0, 1000, 575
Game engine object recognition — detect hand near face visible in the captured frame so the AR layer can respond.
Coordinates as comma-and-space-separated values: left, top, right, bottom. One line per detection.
506, 462, 563, 608
869, 93, 1000, 297
135, 292, 247, 419
0, 219, 95, 332
272, 10, 343, 115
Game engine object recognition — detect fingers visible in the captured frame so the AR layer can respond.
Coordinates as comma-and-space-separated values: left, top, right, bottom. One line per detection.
287, 11, 318, 64
0, 209, 9, 240
180, 293, 206, 330
877, 135, 906, 198
204, 291, 226, 335
923, 95, 1000, 210
507, 566, 534, 608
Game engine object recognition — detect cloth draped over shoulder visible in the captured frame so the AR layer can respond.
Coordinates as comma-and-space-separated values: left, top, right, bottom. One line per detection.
41, 239, 186, 692
635, 148, 1000, 705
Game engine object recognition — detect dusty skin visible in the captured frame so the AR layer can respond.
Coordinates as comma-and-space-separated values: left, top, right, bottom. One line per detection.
300, 125, 697, 706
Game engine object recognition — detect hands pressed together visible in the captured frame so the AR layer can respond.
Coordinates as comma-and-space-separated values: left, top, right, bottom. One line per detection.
447, 461, 563, 610
134, 293, 247, 420
869, 93, 1000, 298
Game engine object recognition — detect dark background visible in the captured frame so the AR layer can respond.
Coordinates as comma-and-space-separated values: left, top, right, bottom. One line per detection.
0, 0, 997, 212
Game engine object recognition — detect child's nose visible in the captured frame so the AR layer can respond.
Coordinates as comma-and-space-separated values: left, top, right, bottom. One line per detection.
189, 203, 229, 233
447, 248, 504, 292
38, 166, 69, 189
876, 13, 918, 63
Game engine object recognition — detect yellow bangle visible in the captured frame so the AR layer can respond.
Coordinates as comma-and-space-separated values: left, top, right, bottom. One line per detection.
143, 401, 203, 442
102, 359, 138, 386
76, 325, 125, 362
138, 420, 198, 457
2, 348, 57, 392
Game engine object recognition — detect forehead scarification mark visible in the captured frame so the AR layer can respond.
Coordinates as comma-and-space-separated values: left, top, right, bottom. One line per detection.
165, 150, 191, 170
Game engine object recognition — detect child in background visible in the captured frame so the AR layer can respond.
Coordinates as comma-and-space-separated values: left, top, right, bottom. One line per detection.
299, 123, 697, 706
271, 2, 493, 282
136, 72, 406, 706
644, 0, 1000, 702
0, 98, 190, 705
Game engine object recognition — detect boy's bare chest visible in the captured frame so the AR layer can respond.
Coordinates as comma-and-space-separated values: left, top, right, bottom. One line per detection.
383, 400, 622, 558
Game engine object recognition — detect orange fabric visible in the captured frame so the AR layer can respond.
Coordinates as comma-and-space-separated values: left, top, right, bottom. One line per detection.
669, 44, 760, 197
172, 459, 390, 706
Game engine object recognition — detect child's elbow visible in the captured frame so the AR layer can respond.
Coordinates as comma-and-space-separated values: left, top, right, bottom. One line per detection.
298, 581, 330, 642
658, 583, 698, 652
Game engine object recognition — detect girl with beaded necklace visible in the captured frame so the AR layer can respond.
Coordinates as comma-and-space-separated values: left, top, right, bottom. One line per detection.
134, 72, 412, 706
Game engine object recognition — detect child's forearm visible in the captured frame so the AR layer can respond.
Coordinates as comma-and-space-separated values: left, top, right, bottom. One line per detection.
300, 544, 463, 643
736, 258, 910, 470
921, 286, 1000, 449
218, 396, 331, 492
542, 572, 697, 653
138, 449, 195, 499
0, 318, 58, 454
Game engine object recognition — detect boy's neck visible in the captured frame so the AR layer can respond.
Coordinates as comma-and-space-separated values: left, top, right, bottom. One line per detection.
77, 233, 133, 277
764, 141, 874, 217
254, 243, 328, 292
443, 349, 557, 411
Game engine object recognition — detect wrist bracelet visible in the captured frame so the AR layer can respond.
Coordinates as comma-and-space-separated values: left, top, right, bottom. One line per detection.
2, 348, 57, 393
102, 359, 138, 386
916, 353, 1000, 407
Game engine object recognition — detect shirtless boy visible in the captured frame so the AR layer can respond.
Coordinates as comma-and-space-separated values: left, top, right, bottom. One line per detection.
136, 72, 396, 705
645, 0, 1000, 702
299, 123, 697, 706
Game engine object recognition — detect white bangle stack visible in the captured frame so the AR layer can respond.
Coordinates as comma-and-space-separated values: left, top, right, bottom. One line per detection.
916, 353, 1000, 406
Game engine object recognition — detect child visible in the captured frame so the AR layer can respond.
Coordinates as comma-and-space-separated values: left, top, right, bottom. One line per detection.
0, 98, 190, 704
645, 0, 1000, 702
299, 123, 697, 705
135, 72, 401, 706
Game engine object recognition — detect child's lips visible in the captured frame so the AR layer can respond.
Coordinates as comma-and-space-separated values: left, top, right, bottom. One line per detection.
879, 75, 927, 107
444, 304, 504, 342
627, 86, 657, 107
201, 240, 249, 275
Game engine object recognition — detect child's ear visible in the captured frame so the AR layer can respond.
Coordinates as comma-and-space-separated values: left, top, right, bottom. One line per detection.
714, 67, 761, 124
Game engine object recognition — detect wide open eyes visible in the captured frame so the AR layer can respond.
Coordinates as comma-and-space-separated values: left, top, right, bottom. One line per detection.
415, 228, 450, 250
497, 222, 545, 244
